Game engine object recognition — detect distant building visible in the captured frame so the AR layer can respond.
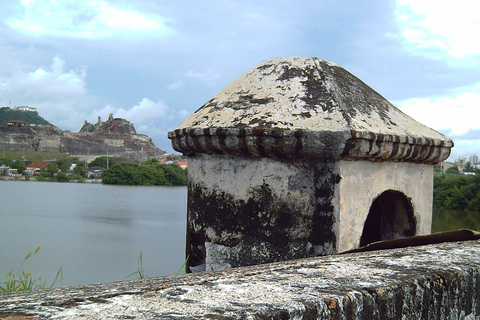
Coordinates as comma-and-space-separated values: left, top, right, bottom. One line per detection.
87, 166, 104, 179
26, 161, 51, 175
160, 160, 188, 169
454, 156, 466, 171
5, 120, 27, 127
14, 106, 37, 112
0, 164, 9, 176
469, 154, 479, 165
436, 161, 455, 172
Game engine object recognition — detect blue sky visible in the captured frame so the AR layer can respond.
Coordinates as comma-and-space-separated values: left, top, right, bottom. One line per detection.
0, 0, 479, 160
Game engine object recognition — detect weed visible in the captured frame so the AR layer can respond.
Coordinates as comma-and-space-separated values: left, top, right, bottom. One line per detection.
0, 245, 63, 294
125, 251, 148, 280
125, 252, 189, 280
175, 255, 189, 275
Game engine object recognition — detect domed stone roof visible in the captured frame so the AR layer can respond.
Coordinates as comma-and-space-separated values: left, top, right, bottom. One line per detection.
169, 57, 452, 163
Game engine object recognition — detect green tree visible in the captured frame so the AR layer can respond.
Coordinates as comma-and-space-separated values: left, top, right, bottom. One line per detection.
139, 165, 167, 185
141, 158, 159, 166
160, 163, 187, 186
102, 162, 142, 185
101, 161, 187, 186
73, 163, 87, 177
55, 159, 70, 172
44, 163, 58, 179
0, 107, 52, 125
0, 156, 12, 167
88, 156, 115, 169
445, 166, 460, 175
10, 160, 26, 175
464, 161, 475, 173
434, 173, 480, 211
55, 171, 69, 182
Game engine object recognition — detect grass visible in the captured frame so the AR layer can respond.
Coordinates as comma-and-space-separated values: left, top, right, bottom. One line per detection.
125, 251, 189, 280
2, 249, 187, 294
125, 251, 148, 280
0, 151, 70, 162
0, 245, 63, 294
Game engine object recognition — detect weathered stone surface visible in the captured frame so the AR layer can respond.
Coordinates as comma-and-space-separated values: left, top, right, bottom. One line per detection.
1, 240, 479, 319
169, 57, 453, 272
79, 114, 137, 135
336, 160, 434, 252
186, 154, 339, 271
169, 56, 452, 163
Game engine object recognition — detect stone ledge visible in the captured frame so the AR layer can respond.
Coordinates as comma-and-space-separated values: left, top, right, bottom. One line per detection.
1, 240, 479, 319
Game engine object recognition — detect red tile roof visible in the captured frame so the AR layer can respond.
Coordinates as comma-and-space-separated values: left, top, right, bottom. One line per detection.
27, 161, 51, 170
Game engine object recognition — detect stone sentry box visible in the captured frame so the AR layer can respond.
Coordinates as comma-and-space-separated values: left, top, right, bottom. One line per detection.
168, 57, 453, 273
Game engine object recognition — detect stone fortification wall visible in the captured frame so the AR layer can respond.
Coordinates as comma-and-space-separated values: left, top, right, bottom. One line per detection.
0, 117, 164, 160
0, 124, 62, 152
79, 114, 136, 135
0, 123, 61, 136
1, 240, 479, 319
62, 133, 160, 156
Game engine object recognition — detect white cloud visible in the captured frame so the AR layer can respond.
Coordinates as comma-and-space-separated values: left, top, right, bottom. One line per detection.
395, 0, 480, 60
6, 0, 171, 38
396, 84, 480, 136
178, 109, 190, 118
167, 81, 185, 90
1, 57, 87, 101
186, 70, 221, 86
396, 83, 480, 159
115, 98, 167, 127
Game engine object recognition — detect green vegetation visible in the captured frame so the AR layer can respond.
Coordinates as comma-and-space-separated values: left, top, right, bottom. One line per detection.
35, 157, 87, 182
445, 165, 460, 175
1, 151, 70, 162
1, 153, 186, 185
0, 245, 63, 293
434, 172, 480, 211
125, 251, 188, 280
88, 156, 115, 168
1, 155, 26, 174
102, 159, 187, 186
0, 107, 52, 125
125, 251, 148, 280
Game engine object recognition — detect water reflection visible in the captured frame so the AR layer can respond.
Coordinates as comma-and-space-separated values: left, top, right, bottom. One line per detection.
0, 181, 187, 287
81, 209, 134, 226
432, 208, 480, 233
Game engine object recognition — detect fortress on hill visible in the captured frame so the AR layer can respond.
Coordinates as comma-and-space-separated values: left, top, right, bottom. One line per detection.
0, 113, 166, 161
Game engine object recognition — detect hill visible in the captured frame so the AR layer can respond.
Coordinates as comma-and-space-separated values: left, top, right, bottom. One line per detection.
0, 111, 167, 163
0, 107, 52, 125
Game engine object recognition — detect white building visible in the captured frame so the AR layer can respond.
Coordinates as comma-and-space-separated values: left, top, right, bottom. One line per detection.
14, 106, 37, 112
469, 154, 479, 165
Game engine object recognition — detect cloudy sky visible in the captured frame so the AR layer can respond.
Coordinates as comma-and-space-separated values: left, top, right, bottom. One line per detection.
0, 0, 479, 160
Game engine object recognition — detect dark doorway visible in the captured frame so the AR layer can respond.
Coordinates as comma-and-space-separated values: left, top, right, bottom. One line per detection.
359, 190, 416, 247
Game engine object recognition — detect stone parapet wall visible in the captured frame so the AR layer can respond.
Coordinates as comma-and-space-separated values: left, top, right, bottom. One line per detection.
1, 240, 479, 319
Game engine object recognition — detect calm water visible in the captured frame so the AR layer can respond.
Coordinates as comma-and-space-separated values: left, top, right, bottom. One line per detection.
1, 180, 478, 288
432, 208, 480, 233
0, 181, 187, 287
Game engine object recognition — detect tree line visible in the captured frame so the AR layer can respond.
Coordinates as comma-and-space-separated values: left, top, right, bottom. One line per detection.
0, 107, 52, 125
434, 169, 480, 211
102, 158, 187, 186
1, 155, 187, 186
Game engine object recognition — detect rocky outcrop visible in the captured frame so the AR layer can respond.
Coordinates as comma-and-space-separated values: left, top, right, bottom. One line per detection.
0, 114, 166, 161
79, 114, 137, 135
0, 124, 62, 152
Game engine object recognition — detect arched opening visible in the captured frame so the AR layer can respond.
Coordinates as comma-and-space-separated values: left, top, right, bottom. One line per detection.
359, 190, 416, 247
